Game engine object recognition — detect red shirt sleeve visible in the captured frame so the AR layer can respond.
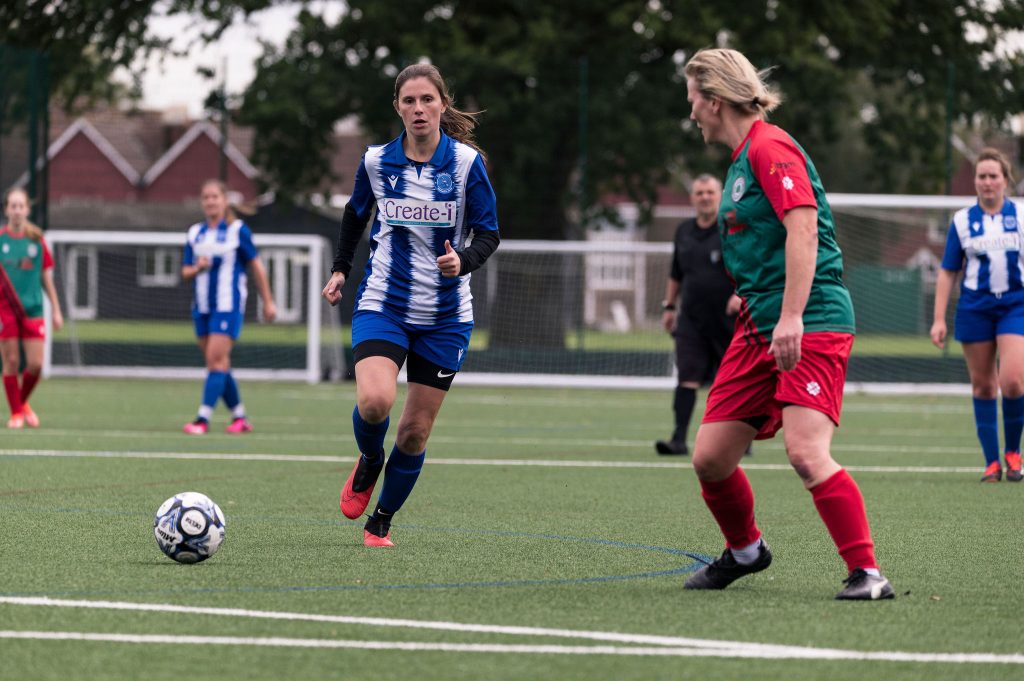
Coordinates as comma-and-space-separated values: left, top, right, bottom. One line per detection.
748, 128, 817, 222
41, 237, 54, 270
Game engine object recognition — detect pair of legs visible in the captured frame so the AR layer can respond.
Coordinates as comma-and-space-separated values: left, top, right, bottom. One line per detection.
184, 332, 249, 433
341, 345, 452, 546
2, 336, 44, 428
961, 335, 1024, 481
684, 332, 892, 599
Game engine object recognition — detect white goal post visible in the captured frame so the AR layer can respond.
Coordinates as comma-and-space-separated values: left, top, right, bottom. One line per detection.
43, 230, 342, 384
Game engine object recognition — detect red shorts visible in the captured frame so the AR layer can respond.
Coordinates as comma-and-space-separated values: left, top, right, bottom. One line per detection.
703, 331, 854, 440
0, 308, 45, 341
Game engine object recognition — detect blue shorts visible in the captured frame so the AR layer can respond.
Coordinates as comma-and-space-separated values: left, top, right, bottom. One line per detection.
352, 309, 472, 371
193, 311, 244, 340
955, 288, 1024, 343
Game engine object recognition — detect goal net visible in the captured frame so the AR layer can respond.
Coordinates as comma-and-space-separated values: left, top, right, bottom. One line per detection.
457, 193, 976, 391
43, 230, 344, 383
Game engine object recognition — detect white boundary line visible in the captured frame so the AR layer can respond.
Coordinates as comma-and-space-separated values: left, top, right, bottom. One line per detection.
0, 449, 979, 474
0, 598, 1021, 664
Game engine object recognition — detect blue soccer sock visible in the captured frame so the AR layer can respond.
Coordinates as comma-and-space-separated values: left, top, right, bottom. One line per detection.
222, 372, 245, 418
1003, 395, 1024, 455
973, 397, 1000, 466
352, 406, 389, 464
200, 371, 228, 417
374, 446, 425, 517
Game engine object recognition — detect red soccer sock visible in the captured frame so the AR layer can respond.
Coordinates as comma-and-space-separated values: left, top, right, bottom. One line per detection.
3, 374, 23, 416
699, 467, 761, 549
20, 370, 40, 404
810, 469, 878, 572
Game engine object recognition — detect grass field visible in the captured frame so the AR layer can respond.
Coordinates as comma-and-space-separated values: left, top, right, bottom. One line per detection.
1, 377, 1020, 680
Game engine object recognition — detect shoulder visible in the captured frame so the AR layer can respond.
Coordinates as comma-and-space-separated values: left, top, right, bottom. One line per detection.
185, 222, 203, 238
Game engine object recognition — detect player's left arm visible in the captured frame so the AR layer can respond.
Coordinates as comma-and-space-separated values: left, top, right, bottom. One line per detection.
39, 238, 63, 331
749, 135, 818, 372
443, 156, 500, 277
238, 226, 277, 322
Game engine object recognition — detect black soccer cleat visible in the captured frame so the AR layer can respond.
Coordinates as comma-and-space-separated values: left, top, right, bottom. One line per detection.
655, 439, 688, 455
684, 541, 772, 590
835, 568, 895, 600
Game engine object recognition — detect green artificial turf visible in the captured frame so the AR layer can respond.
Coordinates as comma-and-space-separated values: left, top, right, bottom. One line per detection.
0, 379, 1019, 680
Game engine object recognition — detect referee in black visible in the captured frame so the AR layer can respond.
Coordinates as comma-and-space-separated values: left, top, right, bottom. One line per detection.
655, 174, 746, 456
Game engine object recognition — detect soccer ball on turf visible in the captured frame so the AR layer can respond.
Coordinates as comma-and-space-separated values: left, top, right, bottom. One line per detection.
153, 492, 226, 564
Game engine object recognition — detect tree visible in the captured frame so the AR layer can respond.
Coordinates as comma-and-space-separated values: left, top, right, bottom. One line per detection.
0, 0, 277, 110
237, 0, 1024, 347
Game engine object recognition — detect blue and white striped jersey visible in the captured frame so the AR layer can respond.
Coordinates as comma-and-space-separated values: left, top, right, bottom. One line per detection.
349, 131, 498, 326
183, 219, 258, 315
942, 199, 1024, 296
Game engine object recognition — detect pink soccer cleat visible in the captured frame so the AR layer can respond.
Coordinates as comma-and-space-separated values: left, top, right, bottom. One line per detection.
183, 419, 209, 435
7, 413, 24, 429
339, 456, 383, 520
21, 404, 39, 428
363, 515, 394, 547
225, 417, 253, 434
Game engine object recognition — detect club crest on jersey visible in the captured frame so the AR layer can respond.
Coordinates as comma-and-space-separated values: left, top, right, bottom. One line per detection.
731, 176, 746, 202
434, 172, 454, 194
1005, 216, 1018, 232
27, 243, 38, 258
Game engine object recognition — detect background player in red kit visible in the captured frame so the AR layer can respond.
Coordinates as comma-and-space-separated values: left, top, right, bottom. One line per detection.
681, 48, 893, 600
0, 188, 63, 429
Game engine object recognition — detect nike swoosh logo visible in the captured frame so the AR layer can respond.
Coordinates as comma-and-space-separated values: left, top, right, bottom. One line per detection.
437, 370, 455, 378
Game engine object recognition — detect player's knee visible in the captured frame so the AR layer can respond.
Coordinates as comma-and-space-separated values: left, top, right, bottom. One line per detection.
396, 421, 432, 454
23, 359, 42, 375
358, 395, 393, 423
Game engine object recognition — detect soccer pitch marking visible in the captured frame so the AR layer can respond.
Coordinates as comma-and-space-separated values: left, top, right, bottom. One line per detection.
0, 448, 981, 474
1, 597, 1022, 664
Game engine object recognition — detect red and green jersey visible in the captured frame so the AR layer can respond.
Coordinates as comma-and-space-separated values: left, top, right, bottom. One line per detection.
0, 225, 54, 318
718, 120, 854, 343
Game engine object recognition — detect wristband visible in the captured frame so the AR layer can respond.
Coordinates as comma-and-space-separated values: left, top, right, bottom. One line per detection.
662, 301, 676, 311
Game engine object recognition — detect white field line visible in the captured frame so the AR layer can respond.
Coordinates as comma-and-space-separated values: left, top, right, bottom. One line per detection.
0, 448, 979, 474
0, 598, 1021, 664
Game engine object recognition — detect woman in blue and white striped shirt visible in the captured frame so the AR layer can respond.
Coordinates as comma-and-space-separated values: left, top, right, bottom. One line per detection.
322, 63, 500, 547
932, 148, 1024, 482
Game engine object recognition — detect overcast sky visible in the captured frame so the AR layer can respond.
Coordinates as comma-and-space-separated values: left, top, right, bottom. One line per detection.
137, 2, 345, 117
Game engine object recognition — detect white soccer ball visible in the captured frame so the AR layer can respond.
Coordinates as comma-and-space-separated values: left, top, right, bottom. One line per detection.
153, 492, 226, 564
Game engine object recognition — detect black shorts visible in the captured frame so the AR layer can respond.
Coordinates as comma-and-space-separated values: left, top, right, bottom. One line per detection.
353, 339, 457, 391
674, 318, 733, 385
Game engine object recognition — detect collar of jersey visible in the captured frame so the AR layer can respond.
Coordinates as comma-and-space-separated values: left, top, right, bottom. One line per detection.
386, 130, 454, 168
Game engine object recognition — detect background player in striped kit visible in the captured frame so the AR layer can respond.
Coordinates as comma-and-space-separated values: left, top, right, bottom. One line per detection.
322, 63, 499, 547
0, 188, 63, 429
181, 179, 276, 435
931, 148, 1024, 483
681, 48, 893, 600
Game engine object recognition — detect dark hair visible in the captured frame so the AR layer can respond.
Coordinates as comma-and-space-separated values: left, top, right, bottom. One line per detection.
976, 147, 1014, 186
3, 188, 44, 241
394, 63, 485, 160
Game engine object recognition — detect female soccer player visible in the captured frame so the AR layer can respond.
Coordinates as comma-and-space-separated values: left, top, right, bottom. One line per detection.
931, 149, 1024, 483
0, 188, 63, 429
681, 48, 893, 599
181, 179, 276, 434
322, 63, 500, 547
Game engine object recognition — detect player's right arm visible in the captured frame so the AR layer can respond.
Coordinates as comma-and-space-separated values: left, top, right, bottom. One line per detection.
931, 220, 965, 349
180, 237, 210, 282
323, 158, 374, 306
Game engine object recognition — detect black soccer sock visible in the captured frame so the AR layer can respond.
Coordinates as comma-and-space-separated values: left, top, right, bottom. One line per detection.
672, 386, 697, 443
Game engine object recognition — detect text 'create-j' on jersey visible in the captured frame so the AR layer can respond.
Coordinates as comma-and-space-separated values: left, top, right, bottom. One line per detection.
350, 133, 498, 326
184, 219, 257, 314
945, 199, 1024, 295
